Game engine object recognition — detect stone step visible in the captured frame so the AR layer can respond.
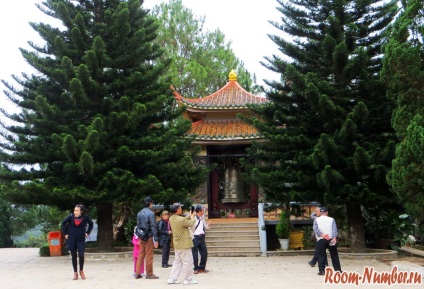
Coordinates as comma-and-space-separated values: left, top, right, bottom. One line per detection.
209, 222, 257, 227
203, 220, 261, 257
208, 250, 262, 257
206, 235, 259, 241
206, 240, 260, 247
206, 230, 259, 237
209, 226, 258, 231
207, 245, 261, 252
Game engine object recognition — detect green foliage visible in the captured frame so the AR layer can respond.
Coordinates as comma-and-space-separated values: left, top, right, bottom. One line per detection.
0, 200, 13, 248
244, 0, 398, 252
151, 0, 260, 97
39, 243, 50, 257
14, 234, 46, 248
389, 115, 424, 219
276, 211, 289, 239
0, 0, 208, 250
364, 208, 415, 243
383, 0, 424, 220
9, 205, 68, 236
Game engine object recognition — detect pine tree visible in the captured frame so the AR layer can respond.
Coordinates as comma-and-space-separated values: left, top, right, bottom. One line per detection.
389, 115, 424, 219
383, 0, 424, 220
0, 0, 207, 251
0, 200, 13, 248
151, 0, 260, 98
245, 0, 398, 251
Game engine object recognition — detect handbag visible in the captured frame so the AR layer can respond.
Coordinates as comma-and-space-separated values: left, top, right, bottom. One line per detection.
135, 227, 150, 241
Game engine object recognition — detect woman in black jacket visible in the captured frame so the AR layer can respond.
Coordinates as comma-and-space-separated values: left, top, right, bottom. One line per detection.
61, 204, 93, 280
157, 210, 172, 268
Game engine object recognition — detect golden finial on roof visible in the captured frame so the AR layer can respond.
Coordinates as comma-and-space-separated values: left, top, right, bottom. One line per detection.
228, 70, 237, 81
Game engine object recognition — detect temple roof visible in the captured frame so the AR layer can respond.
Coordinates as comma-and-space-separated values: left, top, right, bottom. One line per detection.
174, 70, 267, 143
188, 119, 261, 142
173, 71, 268, 110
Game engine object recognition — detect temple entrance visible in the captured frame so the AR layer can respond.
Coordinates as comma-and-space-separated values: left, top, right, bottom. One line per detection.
173, 70, 268, 220
208, 145, 258, 218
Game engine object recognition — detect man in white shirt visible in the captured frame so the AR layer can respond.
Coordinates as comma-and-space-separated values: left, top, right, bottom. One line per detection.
191, 205, 211, 274
308, 206, 327, 267
313, 207, 342, 275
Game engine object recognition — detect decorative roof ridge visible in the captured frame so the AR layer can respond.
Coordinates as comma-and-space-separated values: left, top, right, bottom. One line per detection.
172, 81, 266, 103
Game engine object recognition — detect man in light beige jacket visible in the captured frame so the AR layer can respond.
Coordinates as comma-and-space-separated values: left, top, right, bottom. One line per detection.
167, 203, 197, 285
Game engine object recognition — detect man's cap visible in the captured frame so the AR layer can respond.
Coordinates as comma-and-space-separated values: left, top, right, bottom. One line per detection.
161, 210, 169, 216
320, 207, 328, 212
143, 196, 153, 205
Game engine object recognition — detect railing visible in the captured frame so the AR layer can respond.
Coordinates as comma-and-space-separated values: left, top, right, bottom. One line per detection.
257, 203, 267, 256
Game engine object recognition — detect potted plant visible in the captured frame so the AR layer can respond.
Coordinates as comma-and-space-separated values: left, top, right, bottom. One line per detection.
368, 210, 416, 250
276, 211, 290, 250
289, 230, 305, 250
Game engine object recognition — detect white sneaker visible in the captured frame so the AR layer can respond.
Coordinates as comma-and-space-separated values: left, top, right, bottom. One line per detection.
183, 278, 198, 285
167, 278, 181, 284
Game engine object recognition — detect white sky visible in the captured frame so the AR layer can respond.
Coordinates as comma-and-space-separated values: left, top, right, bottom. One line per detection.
0, 0, 282, 115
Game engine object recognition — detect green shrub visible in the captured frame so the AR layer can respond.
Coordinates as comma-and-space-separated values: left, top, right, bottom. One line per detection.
14, 234, 46, 248
39, 243, 50, 257
276, 211, 289, 239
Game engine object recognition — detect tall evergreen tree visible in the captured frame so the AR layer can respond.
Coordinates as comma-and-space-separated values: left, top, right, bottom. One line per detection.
0, 0, 207, 250
0, 200, 13, 248
389, 115, 424, 220
151, 0, 260, 98
383, 0, 424, 220
245, 0, 398, 251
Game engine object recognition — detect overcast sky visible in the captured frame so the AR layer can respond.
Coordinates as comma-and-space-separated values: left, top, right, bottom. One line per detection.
0, 0, 282, 115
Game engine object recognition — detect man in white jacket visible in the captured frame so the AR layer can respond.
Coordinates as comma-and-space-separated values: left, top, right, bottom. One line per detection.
313, 207, 342, 275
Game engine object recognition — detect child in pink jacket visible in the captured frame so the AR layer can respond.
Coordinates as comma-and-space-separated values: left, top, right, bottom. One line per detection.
132, 233, 145, 276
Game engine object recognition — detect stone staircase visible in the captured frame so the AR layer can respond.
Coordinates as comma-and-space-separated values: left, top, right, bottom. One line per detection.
205, 219, 261, 257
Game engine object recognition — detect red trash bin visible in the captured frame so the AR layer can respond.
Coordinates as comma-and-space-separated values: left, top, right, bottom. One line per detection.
47, 231, 62, 256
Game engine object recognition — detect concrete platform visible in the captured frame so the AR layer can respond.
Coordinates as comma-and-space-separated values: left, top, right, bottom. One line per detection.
400, 246, 424, 258
391, 260, 424, 276
1, 248, 422, 289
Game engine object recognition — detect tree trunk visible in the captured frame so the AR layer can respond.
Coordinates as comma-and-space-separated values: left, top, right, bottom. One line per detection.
346, 203, 367, 253
96, 203, 114, 252
113, 202, 130, 243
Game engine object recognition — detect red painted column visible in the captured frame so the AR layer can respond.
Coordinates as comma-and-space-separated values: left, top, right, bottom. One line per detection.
210, 169, 220, 218
249, 184, 258, 217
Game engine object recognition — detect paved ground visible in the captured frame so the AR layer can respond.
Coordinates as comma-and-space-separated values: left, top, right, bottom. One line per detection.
1, 248, 423, 289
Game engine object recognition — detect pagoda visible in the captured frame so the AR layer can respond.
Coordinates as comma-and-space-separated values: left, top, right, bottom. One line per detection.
173, 70, 269, 218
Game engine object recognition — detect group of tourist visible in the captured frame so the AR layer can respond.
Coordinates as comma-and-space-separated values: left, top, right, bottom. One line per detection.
61, 197, 211, 284
132, 197, 211, 284
61, 199, 340, 282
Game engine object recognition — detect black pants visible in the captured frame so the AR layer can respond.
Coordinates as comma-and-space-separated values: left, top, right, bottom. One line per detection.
71, 249, 85, 272
192, 235, 208, 270
316, 239, 341, 272
161, 239, 171, 266
311, 241, 328, 265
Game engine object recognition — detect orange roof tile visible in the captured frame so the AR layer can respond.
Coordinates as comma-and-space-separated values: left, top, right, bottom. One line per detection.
174, 80, 268, 110
188, 119, 262, 141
